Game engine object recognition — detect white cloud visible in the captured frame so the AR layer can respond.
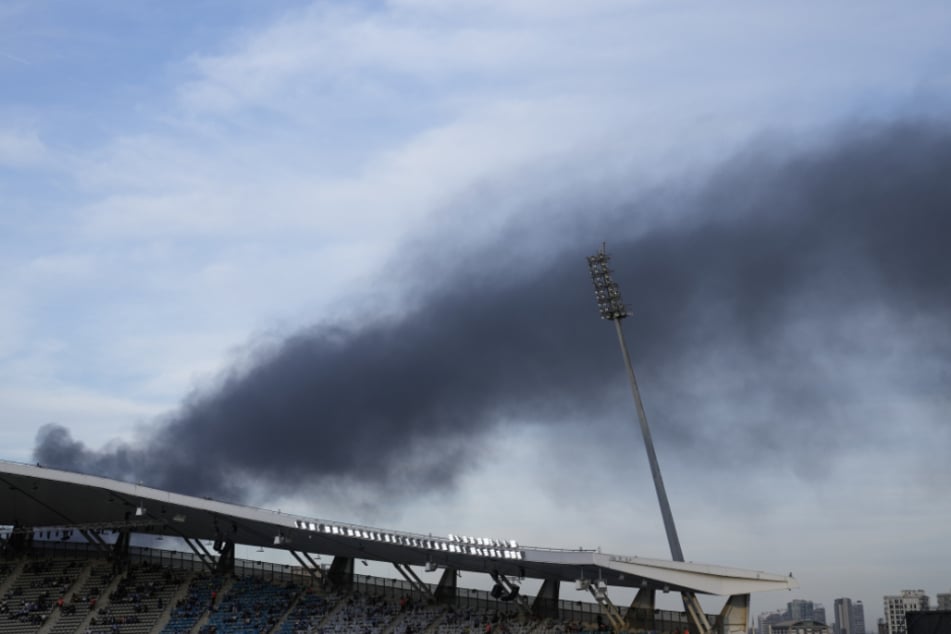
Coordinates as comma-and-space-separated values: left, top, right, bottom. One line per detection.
0, 126, 47, 167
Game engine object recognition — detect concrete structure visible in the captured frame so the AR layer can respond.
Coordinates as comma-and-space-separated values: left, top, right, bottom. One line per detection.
884, 590, 930, 634
937, 593, 951, 611
0, 459, 798, 634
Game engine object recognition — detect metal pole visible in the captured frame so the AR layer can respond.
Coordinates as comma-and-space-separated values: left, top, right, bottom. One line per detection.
613, 319, 685, 563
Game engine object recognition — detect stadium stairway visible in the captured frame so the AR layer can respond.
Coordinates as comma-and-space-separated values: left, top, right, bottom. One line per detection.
37, 558, 94, 634
1, 557, 85, 634
271, 586, 340, 634
65, 561, 126, 634
149, 570, 195, 634
262, 584, 305, 634
0, 558, 27, 597
188, 574, 236, 634
384, 602, 448, 634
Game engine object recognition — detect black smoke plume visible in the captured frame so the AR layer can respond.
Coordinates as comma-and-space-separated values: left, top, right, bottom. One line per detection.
35, 120, 951, 504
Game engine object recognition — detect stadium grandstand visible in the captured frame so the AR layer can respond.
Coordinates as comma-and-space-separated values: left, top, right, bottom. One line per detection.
0, 460, 795, 634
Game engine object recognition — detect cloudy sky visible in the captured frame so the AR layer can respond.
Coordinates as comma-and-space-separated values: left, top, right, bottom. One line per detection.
3, 0, 951, 623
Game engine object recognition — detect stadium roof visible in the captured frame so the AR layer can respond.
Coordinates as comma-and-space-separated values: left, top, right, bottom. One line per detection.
0, 460, 797, 597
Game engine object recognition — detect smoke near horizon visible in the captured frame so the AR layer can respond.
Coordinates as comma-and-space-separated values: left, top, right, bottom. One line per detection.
34, 119, 951, 506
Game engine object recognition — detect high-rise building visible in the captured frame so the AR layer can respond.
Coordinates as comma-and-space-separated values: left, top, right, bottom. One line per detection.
851, 600, 866, 634
790, 600, 818, 621
816, 605, 828, 625
937, 592, 951, 610
834, 598, 864, 634
883, 590, 930, 634
835, 598, 855, 634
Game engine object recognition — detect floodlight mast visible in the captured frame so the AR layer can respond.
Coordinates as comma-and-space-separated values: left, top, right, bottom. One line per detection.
586, 244, 685, 564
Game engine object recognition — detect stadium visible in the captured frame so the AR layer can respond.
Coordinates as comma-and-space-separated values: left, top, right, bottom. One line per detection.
0, 250, 797, 634
0, 459, 795, 634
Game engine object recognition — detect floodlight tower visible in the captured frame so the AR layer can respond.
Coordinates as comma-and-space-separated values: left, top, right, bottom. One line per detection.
586, 244, 684, 563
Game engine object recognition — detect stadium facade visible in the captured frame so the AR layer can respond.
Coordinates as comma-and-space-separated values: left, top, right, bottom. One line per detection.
0, 460, 796, 633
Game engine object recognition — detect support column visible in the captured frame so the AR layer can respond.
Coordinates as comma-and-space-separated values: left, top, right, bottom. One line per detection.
215, 539, 235, 574
625, 587, 656, 632
112, 528, 131, 573
433, 567, 458, 604
715, 594, 750, 634
531, 578, 561, 619
327, 556, 353, 590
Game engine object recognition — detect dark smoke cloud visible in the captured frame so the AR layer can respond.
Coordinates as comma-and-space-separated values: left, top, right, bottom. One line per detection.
35, 119, 951, 504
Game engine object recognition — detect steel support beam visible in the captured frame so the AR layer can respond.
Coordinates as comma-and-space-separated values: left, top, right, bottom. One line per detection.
182, 536, 217, 573
583, 581, 626, 633
289, 550, 325, 585
683, 591, 714, 634
394, 563, 435, 601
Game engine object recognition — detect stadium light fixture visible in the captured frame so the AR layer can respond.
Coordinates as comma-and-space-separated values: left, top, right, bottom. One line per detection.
586, 245, 629, 321
135, 503, 146, 517
586, 242, 685, 564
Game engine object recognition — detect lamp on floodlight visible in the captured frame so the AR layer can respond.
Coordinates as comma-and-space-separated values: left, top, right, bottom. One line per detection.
585, 242, 685, 564
135, 503, 146, 517
586, 246, 629, 321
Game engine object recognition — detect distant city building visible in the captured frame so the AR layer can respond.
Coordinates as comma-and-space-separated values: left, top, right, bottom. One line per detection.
832, 598, 863, 634
836, 598, 856, 634
790, 600, 819, 621
759, 611, 787, 634
852, 600, 866, 634
772, 620, 830, 634
937, 593, 951, 611
884, 590, 930, 634
816, 605, 828, 626
878, 618, 887, 634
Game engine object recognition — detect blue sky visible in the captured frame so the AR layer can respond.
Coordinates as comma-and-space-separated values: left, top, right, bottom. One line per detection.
3, 0, 951, 623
